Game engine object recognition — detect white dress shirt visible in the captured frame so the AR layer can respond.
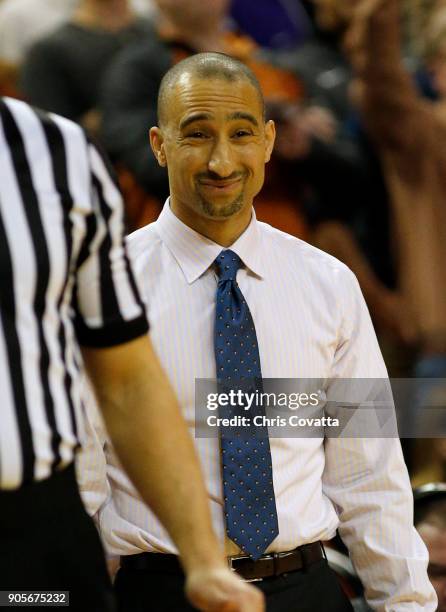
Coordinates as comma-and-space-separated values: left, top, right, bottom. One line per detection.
77, 200, 436, 611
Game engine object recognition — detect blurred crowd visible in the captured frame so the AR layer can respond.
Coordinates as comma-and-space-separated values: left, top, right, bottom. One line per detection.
0, 0, 445, 606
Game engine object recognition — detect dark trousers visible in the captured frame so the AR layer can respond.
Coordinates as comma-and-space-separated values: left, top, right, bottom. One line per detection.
115, 557, 354, 612
0, 464, 116, 612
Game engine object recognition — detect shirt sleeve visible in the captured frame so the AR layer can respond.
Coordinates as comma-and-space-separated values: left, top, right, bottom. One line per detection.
322, 266, 437, 611
74, 141, 149, 348
76, 377, 110, 518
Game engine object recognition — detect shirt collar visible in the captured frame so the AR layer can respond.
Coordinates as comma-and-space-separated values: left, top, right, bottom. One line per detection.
155, 198, 265, 284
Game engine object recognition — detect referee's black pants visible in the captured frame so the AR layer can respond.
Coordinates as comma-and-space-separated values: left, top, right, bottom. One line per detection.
114, 555, 354, 612
0, 464, 116, 612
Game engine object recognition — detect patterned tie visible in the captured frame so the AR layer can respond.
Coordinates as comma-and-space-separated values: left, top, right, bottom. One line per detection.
214, 249, 279, 560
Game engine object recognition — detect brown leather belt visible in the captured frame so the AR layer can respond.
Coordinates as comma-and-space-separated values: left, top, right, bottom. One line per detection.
228, 542, 324, 581
120, 542, 324, 582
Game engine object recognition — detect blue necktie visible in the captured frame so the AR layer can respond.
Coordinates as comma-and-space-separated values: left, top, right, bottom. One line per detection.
214, 249, 279, 560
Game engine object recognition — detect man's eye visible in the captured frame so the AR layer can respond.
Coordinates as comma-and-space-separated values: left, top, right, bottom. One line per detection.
234, 130, 251, 138
188, 131, 206, 138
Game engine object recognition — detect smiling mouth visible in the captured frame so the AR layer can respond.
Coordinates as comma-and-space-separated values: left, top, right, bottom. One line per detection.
198, 178, 242, 192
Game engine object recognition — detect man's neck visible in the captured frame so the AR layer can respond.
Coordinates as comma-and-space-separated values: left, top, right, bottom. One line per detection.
156, 15, 226, 53
74, 0, 135, 32
170, 199, 252, 248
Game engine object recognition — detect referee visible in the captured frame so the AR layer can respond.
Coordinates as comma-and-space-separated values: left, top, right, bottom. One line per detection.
0, 97, 263, 612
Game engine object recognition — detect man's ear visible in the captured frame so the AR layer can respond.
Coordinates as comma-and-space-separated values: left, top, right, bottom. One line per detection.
264, 120, 276, 163
149, 126, 167, 167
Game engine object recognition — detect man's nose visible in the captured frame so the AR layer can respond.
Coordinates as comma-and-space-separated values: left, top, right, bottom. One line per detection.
208, 137, 234, 177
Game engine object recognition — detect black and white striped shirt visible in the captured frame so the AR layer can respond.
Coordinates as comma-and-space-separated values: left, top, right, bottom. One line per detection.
0, 97, 149, 490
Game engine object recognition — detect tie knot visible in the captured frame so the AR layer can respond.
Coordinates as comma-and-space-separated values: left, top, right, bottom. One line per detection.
214, 249, 243, 282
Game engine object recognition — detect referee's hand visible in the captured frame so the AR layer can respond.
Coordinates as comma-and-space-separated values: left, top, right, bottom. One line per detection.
185, 566, 265, 611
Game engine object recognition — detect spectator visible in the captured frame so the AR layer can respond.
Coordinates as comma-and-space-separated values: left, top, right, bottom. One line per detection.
345, 0, 446, 373
20, 0, 154, 128
0, 1, 155, 68
0, 0, 77, 97
274, 0, 352, 120
0, 0, 77, 66
262, 4, 402, 351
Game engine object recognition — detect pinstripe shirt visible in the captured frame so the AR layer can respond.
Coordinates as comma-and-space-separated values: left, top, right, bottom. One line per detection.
78, 201, 436, 610
0, 97, 148, 490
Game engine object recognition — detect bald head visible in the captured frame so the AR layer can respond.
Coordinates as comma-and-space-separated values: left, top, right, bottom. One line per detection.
157, 53, 265, 127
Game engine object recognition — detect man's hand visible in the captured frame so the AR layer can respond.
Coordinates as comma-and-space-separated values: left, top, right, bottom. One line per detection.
185, 566, 265, 612
343, 0, 388, 70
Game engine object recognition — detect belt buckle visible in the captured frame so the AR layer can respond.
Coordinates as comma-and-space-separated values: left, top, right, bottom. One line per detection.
227, 554, 264, 582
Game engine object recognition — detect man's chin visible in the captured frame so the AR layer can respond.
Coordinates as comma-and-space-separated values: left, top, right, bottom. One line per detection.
198, 194, 245, 219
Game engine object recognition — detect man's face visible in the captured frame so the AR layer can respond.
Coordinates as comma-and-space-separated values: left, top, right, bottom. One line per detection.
151, 74, 275, 228
418, 523, 446, 611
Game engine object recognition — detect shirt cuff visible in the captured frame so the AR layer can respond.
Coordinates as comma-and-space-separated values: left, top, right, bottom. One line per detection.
76, 314, 149, 348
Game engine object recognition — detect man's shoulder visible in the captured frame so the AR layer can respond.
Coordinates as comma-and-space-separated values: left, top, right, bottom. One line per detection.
258, 220, 354, 281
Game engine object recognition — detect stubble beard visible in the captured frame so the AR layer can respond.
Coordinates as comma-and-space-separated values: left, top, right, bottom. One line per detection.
197, 192, 245, 219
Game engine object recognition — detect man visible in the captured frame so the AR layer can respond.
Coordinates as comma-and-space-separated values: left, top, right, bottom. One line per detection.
0, 0, 77, 65
414, 484, 446, 611
0, 0, 153, 69
0, 0, 76, 98
336, 0, 446, 472
343, 0, 446, 377
79, 53, 436, 611
0, 96, 262, 612
19, 0, 154, 127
